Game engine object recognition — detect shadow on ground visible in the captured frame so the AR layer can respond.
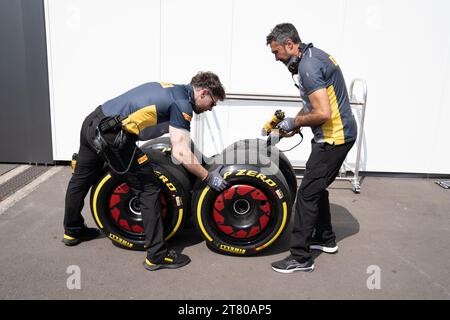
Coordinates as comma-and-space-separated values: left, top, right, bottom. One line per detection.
259, 203, 360, 257
167, 217, 204, 252
107, 203, 359, 258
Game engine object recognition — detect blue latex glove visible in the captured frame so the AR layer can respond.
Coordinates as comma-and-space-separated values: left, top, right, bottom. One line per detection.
204, 166, 229, 192
277, 117, 297, 132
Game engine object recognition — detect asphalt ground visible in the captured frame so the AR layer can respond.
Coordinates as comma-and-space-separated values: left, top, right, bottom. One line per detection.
0, 164, 18, 176
0, 165, 449, 300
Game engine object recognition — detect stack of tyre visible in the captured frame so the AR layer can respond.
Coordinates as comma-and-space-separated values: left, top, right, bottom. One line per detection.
90, 137, 297, 255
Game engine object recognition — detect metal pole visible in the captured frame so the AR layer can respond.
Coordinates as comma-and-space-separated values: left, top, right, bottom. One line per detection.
349, 79, 368, 193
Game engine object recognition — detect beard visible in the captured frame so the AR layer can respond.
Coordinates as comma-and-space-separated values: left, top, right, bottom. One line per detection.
193, 105, 203, 114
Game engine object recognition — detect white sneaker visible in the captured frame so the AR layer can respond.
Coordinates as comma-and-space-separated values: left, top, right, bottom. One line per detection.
310, 241, 338, 253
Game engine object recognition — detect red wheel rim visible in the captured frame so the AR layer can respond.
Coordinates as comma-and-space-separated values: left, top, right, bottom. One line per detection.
212, 184, 272, 239
109, 183, 167, 235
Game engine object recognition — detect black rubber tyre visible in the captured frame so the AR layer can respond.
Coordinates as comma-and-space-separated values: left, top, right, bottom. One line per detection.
140, 136, 172, 154
192, 151, 292, 256
222, 138, 297, 203
140, 136, 209, 186
89, 149, 191, 250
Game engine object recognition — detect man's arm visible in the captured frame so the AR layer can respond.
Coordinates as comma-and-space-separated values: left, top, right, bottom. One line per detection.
169, 125, 208, 180
294, 88, 332, 128
278, 89, 332, 133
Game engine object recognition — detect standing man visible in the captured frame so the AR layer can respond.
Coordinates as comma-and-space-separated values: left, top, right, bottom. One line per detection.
266, 23, 357, 273
63, 71, 228, 271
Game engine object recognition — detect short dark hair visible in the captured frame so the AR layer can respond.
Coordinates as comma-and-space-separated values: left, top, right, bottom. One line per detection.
266, 23, 301, 45
190, 71, 226, 101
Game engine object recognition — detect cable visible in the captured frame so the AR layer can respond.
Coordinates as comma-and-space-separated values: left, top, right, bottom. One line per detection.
279, 129, 304, 153
103, 143, 138, 175
101, 120, 140, 175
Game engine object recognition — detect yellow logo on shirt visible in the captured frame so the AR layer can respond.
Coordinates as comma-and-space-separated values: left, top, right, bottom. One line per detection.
329, 55, 338, 66
137, 154, 148, 165
182, 112, 192, 122
159, 82, 174, 88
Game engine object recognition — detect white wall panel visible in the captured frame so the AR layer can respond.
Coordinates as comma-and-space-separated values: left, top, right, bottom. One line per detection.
46, 0, 450, 173
429, 40, 450, 174
46, 0, 161, 160
160, 0, 233, 87
230, 0, 346, 95
340, 0, 450, 173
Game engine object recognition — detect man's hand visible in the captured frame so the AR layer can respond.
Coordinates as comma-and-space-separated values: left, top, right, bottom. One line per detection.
277, 117, 297, 133
204, 166, 229, 192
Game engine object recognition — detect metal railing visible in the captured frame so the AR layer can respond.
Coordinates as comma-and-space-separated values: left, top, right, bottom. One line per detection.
346, 78, 368, 193
225, 93, 302, 103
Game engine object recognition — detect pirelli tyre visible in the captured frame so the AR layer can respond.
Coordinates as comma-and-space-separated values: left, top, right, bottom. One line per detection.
222, 138, 297, 203
192, 152, 292, 256
140, 136, 209, 186
140, 136, 172, 153
89, 149, 191, 250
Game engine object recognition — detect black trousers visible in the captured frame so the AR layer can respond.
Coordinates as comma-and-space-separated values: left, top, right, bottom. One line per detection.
290, 139, 355, 262
64, 106, 167, 262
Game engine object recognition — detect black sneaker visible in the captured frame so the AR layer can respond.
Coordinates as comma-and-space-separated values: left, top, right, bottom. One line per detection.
143, 250, 191, 271
62, 226, 100, 246
271, 256, 315, 273
310, 239, 338, 253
